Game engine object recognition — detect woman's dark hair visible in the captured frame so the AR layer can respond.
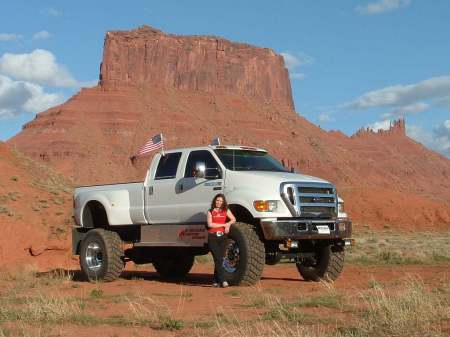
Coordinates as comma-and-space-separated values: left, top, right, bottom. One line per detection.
210, 193, 228, 211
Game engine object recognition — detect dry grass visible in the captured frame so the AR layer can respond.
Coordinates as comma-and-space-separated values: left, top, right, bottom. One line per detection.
0, 205, 14, 217
204, 321, 328, 337
348, 277, 450, 337
0, 293, 87, 325
201, 276, 450, 337
1, 264, 449, 337
126, 292, 185, 330
347, 229, 450, 265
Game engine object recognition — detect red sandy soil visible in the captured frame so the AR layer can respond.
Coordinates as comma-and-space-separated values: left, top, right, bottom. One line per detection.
0, 142, 73, 268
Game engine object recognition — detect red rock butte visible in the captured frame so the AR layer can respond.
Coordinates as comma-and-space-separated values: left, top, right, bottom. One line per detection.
100, 25, 294, 109
7, 25, 450, 229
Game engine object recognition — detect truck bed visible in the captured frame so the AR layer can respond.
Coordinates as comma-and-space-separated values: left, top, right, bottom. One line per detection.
74, 181, 146, 226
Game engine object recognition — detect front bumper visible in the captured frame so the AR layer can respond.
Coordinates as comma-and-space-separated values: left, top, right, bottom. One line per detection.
260, 218, 352, 240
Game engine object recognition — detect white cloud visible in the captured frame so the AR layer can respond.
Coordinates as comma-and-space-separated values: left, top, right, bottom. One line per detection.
345, 76, 450, 156
281, 52, 314, 81
0, 49, 79, 88
434, 120, 450, 138
33, 30, 52, 40
355, 0, 411, 15
317, 113, 334, 123
346, 75, 450, 110
281, 52, 314, 70
435, 95, 450, 108
0, 33, 23, 41
0, 74, 64, 118
281, 52, 300, 70
41, 8, 62, 16
367, 119, 392, 131
407, 121, 450, 158
381, 102, 429, 119
290, 73, 305, 80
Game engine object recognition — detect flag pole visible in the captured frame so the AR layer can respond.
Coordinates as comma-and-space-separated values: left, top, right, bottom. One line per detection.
160, 133, 165, 157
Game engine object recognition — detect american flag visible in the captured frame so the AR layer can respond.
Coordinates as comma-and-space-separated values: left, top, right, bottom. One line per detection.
135, 133, 164, 157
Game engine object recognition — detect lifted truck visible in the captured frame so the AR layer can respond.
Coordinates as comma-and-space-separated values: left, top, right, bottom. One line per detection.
72, 145, 352, 285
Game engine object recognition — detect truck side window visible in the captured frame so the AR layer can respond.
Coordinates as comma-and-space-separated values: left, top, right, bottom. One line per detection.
184, 150, 221, 179
155, 152, 182, 180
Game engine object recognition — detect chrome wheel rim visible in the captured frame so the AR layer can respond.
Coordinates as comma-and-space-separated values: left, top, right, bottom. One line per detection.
85, 242, 103, 271
223, 241, 240, 273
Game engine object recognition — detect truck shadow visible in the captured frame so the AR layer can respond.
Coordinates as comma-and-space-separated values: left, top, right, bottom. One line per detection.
121, 270, 213, 286
38, 269, 303, 285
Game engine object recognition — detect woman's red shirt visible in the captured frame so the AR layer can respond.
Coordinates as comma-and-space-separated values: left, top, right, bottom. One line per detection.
208, 209, 227, 233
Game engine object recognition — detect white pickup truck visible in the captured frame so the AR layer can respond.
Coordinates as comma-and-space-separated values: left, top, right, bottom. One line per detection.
73, 145, 352, 285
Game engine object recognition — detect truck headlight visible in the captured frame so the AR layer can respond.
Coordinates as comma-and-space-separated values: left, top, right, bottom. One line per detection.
254, 200, 278, 212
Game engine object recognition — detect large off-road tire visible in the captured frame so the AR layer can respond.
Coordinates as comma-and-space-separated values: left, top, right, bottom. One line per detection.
79, 228, 124, 282
222, 222, 265, 286
153, 254, 195, 280
296, 245, 344, 282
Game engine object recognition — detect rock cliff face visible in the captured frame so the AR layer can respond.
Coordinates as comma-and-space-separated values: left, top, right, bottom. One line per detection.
100, 26, 294, 109
7, 26, 450, 230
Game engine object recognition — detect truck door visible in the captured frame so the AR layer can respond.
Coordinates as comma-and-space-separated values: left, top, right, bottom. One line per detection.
145, 152, 182, 223
176, 150, 224, 223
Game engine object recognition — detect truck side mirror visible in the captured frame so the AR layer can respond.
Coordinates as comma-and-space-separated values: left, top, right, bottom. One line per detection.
194, 162, 206, 178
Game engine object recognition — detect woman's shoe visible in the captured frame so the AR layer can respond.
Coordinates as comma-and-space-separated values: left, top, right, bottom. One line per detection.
212, 282, 220, 288
221, 281, 229, 288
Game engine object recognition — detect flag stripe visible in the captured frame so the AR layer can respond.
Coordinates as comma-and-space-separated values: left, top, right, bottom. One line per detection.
135, 133, 164, 157
137, 145, 162, 155
139, 141, 163, 150
137, 145, 162, 154
138, 141, 163, 152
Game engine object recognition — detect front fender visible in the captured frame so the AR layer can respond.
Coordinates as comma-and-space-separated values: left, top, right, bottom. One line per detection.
225, 188, 291, 219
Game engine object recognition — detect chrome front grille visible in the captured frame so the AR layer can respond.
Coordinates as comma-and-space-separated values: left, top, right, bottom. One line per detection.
281, 182, 337, 219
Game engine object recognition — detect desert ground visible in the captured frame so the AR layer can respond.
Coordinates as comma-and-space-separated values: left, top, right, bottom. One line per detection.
1, 229, 449, 337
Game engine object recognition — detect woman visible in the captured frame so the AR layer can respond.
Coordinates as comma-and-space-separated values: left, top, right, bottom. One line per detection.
207, 193, 236, 288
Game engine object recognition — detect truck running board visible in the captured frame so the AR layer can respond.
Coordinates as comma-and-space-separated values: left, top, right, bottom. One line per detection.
135, 224, 208, 247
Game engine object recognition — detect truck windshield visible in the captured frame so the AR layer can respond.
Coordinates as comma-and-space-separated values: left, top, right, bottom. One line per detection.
214, 149, 288, 172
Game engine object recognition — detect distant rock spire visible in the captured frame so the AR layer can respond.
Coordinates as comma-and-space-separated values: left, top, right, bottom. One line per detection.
353, 118, 406, 138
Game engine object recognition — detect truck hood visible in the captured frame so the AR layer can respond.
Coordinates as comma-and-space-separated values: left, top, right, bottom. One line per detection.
225, 171, 334, 198
228, 171, 332, 185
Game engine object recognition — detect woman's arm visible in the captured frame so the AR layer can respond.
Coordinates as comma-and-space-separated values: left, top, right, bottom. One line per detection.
226, 209, 236, 226
224, 209, 237, 233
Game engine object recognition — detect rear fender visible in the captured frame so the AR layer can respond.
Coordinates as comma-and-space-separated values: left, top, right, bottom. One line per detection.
80, 191, 133, 226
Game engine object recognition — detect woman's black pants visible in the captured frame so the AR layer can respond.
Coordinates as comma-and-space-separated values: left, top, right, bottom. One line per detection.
208, 232, 228, 283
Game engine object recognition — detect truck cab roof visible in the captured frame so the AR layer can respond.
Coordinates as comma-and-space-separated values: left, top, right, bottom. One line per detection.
161, 145, 268, 154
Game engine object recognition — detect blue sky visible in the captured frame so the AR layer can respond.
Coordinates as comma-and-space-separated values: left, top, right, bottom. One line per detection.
1, 0, 449, 157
